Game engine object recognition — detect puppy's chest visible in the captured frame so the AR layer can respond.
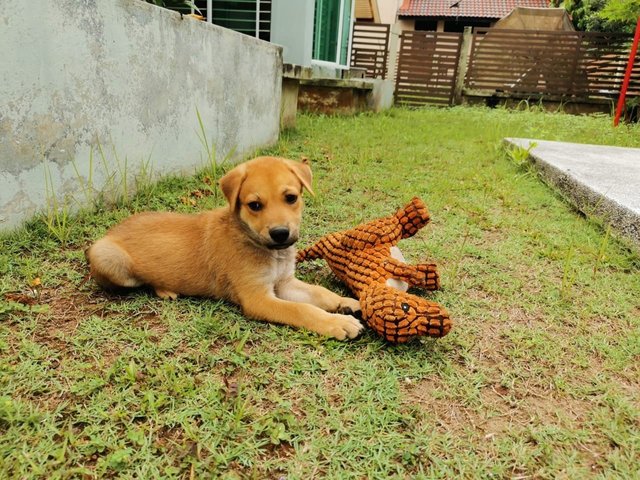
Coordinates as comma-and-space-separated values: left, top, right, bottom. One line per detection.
267, 250, 295, 287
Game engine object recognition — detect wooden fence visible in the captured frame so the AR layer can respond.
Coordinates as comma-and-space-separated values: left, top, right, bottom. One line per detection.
465, 28, 636, 100
395, 31, 463, 106
350, 22, 390, 79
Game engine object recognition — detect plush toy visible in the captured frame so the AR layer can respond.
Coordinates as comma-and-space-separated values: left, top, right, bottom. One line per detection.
296, 197, 451, 343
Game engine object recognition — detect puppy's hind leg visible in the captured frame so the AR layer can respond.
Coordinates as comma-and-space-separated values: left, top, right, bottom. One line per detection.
86, 238, 143, 290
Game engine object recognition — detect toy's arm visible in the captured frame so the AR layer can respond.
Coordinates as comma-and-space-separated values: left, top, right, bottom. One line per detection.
395, 197, 431, 239
383, 258, 440, 290
296, 233, 343, 263
341, 197, 431, 250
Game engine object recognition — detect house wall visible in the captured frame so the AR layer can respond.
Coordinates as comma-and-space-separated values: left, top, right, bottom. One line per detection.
271, 0, 315, 66
0, 0, 282, 231
378, 0, 403, 25
397, 18, 415, 31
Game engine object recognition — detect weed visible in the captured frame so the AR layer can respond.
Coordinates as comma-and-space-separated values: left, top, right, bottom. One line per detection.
447, 226, 470, 290
42, 158, 73, 245
195, 107, 232, 199
561, 241, 577, 300
505, 141, 537, 173
70, 148, 96, 208
593, 225, 611, 279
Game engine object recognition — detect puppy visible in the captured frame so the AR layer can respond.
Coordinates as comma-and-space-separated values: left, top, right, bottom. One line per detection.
86, 156, 363, 340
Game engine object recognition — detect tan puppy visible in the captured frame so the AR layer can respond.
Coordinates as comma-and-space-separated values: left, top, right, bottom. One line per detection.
86, 156, 363, 340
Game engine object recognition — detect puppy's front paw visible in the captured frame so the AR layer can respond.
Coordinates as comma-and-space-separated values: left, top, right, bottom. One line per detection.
337, 297, 362, 316
155, 288, 178, 300
323, 313, 364, 340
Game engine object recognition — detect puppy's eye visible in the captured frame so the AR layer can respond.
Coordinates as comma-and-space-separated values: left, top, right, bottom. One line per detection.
401, 303, 410, 313
285, 194, 298, 205
247, 201, 262, 212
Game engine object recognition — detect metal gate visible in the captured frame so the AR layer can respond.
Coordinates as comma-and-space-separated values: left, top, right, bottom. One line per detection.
395, 31, 463, 106
351, 22, 391, 79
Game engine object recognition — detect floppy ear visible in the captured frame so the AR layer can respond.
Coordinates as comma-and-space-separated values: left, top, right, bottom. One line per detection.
219, 163, 247, 210
286, 158, 314, 196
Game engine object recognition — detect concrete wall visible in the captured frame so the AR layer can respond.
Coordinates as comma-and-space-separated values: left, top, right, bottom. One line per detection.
0, 0, 282, 230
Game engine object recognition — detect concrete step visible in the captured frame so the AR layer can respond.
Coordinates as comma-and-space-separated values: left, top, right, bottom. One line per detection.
504, 138, 640, 250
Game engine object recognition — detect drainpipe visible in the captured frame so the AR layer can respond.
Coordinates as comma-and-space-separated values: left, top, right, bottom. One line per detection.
614, 17, 640, 126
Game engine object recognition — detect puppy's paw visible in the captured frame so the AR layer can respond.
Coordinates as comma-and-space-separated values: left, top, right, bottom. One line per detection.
337, 297, 362, 316
155, 288, 178, 300
323, 313, 364, 340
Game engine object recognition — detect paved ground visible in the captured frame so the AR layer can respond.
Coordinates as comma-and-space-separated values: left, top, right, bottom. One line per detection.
504, 138, 640, 250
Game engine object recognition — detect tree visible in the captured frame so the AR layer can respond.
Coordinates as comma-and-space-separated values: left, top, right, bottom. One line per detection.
552, 0, 640, 33
600, 0, 640, 31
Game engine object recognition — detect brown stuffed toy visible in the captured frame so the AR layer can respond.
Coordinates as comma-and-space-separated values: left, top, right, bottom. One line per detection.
297, 197, 451, 343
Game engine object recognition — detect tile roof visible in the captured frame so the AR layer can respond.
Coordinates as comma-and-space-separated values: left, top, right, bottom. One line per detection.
399, 0, 550, 19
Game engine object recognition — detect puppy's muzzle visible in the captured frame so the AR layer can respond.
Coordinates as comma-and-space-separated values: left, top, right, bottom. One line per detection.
269, 227, 295, 249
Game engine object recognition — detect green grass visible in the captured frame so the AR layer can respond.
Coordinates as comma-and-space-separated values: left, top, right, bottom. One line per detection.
1, 106, 639, 478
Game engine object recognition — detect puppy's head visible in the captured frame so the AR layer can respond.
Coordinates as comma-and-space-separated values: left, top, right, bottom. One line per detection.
219, 156, 314, 250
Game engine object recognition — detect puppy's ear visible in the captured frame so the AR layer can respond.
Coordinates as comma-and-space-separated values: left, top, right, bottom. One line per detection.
286, 158, 314, 196
219, 164, 247, 210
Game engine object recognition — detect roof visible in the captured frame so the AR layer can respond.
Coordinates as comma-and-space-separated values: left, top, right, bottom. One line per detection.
398, 0, 551, 19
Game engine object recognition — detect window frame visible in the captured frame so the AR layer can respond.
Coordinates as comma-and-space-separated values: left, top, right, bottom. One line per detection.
312, 0, 355, 69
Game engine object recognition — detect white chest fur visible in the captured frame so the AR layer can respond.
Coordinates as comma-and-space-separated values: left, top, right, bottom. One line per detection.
269, 248, 296, 287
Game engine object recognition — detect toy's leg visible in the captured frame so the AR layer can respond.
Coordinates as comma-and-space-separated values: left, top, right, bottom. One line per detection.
275, 277, 361, 315
384, 258, 440, 290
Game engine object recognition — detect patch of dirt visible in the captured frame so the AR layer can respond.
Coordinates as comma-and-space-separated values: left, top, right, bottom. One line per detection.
35, 287, 103, 350
402, 375, 610, 470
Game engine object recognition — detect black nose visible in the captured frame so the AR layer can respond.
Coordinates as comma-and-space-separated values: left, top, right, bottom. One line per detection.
269, 227, 290, 244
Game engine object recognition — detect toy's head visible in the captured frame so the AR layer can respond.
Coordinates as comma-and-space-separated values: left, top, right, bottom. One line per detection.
360, 283, 451, 343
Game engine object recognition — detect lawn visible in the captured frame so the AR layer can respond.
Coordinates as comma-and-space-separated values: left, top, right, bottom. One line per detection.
1, 106, 639, 479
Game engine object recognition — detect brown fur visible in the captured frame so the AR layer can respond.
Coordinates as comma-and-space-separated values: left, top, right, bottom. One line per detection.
85, 156, 363, 340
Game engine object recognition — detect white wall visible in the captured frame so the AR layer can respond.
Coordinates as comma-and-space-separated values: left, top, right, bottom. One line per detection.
0, 0, 283, 230
378, 0, 403, 25
271, 0, 315, 66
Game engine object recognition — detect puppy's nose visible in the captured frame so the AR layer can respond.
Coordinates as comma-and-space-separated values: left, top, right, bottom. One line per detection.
269, 227, 290, 244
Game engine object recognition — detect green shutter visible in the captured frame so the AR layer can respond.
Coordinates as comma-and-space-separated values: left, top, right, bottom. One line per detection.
314, 0, 339, 63
313, 0, 352, 66
339, 0, 352, 65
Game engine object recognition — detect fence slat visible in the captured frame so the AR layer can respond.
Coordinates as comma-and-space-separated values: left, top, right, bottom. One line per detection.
350, 22, 390, 79
465, 28, 636, 100
395, 31, 463, 107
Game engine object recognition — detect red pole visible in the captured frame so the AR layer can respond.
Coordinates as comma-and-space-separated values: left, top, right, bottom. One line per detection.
614, 17, 640, 126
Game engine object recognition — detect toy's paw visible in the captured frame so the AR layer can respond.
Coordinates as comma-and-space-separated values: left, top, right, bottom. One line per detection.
415, 263, 440, 290
321, 313, 364, 340
337, 297, 362, 316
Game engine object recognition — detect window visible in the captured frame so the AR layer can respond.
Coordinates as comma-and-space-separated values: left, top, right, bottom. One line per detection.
313, 0, 354, 67
191, 0, 271, 41
415, 20, 438, 31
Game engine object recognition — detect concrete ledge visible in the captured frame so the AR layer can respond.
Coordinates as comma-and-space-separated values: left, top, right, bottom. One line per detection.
299, 78, 375, 90
297, 77, 393, 116
505, 138, 640, 250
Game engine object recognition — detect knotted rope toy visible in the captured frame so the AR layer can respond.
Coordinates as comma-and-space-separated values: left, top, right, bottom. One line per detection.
297, 197, 451, 343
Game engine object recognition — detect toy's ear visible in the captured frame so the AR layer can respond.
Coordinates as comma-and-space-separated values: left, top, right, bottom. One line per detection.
219, 163, 247, 210
286, 158, 314, 196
